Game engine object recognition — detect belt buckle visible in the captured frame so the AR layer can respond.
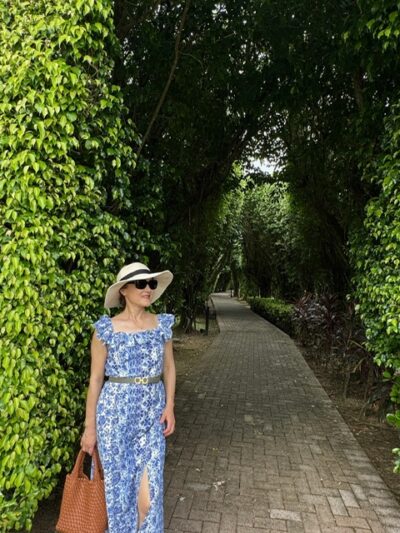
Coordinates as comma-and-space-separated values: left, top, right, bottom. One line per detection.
134, 376, 148, 385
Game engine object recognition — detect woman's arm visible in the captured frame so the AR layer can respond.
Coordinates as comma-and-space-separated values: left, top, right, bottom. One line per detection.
80, 333, 107, 455
160, 340, 176, 436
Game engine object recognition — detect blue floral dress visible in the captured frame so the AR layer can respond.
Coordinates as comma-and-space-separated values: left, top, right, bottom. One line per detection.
94, 313, 174, 533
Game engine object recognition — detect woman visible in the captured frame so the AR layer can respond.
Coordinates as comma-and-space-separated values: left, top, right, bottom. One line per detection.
81, 262, 176, 533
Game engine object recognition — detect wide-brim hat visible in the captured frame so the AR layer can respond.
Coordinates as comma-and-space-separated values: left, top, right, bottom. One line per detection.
104, 262, 173, 309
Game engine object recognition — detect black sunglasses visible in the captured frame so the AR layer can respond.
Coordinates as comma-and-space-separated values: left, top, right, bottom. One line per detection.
127, 279, 158, 290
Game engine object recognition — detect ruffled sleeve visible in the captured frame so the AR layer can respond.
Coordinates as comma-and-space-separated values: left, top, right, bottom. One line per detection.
93, 315, 112, 346
160, 313, 175, 342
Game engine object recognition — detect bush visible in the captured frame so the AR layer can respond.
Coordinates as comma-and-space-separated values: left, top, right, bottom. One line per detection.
292, 293, 379, 401
350, 102, 400, 472
249, 297, 294, 335
292, 293, 342, 354
0, 1, 138, 530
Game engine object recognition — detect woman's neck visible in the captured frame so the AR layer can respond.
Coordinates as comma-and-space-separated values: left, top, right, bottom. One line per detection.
122, 304, 147, 321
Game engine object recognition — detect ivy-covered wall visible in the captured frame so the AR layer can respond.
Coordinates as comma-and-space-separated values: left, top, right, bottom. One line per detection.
349, 3, 400, 473
0, 1, 137, 530
351, 101, 400, 472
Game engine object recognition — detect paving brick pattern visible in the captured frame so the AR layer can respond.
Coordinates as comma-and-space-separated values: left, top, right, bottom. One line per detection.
164, 294, 400, 533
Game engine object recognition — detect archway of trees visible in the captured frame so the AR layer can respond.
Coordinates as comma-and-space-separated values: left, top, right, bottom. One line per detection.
1, 1, 399, 529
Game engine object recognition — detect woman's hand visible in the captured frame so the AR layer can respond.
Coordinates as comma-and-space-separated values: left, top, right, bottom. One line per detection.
160, 404, 175, 437
80, 427, 97, 455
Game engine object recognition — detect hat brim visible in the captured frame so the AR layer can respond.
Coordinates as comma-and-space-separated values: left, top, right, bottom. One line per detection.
104, 270, 173, 309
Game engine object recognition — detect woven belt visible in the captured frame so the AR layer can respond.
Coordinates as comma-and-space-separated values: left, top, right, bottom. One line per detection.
106, 375, 161, 385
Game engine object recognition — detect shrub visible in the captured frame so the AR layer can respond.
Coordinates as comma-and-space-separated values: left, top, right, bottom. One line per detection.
350, 102, 400, 472
292, 293, 342, 354
0, 1, 138, 530
292, 293, 378, 401
249, 297, 294, 335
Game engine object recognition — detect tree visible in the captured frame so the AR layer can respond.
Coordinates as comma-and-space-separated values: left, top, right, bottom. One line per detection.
112, 0, 285, 325
241, 181, 308, 298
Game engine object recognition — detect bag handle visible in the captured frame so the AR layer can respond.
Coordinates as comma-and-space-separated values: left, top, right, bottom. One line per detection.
70, 447, 104, 481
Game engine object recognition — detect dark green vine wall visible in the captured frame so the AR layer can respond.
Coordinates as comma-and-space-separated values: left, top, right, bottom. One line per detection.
0, 1, 137, 530
351, 103, 400, 472
348, 1, 400, 472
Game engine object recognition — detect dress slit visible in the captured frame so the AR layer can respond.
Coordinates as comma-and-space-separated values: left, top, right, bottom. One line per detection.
137, 465, 152, 531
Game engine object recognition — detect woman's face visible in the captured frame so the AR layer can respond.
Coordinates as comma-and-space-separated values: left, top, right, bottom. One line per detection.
120, 280, 156, 308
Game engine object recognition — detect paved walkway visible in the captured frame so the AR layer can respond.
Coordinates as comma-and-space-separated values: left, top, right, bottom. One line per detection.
164, 294, 400, 533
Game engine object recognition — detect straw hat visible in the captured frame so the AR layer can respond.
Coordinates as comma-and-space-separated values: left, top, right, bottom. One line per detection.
104, 262, 173, 309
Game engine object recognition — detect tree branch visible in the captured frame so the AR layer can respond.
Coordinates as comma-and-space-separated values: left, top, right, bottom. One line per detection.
136, 0, 191, 161
114, 0, 163, 42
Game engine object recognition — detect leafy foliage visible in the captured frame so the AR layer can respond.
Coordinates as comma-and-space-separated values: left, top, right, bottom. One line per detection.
0, 0, 138, 529
241, 182, 323, 298
201, 184, 245, 295
113, 0, 286, 324
249, 297, 294, 336
350, 104, 400, 471
292, 293, 385, 409
345, 1, 400, 472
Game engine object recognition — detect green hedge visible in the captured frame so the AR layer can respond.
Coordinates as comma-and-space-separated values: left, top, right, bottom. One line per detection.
350, 101, 400, 472
0, 1, 138, 530
249, 297, 294, 336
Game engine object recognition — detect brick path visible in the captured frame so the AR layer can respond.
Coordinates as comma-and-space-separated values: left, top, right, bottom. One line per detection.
164, 293, 400, 533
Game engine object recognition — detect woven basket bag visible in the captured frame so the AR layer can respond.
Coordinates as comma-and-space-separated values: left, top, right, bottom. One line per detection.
56, 447, 107, 533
